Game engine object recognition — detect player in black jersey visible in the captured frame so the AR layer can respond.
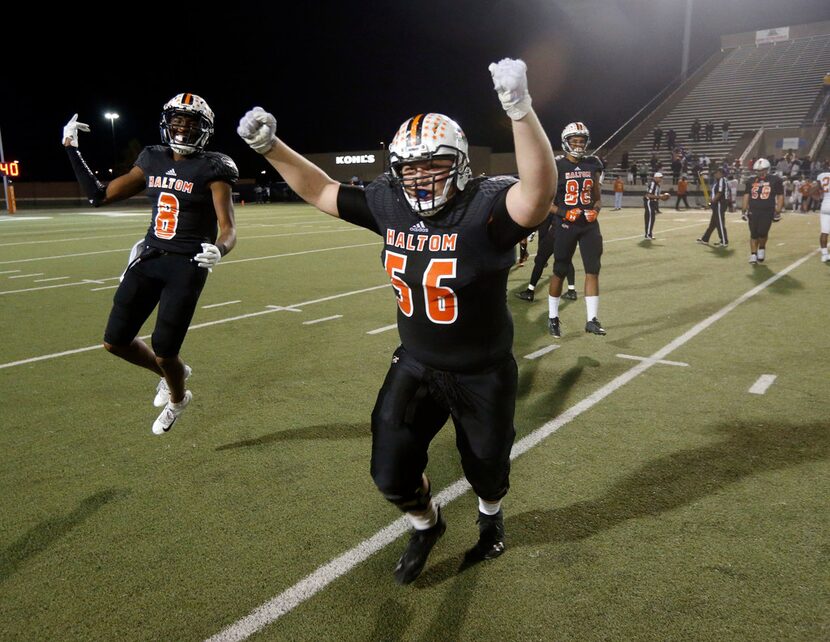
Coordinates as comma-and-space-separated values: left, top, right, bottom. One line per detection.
742, 158, 784, 265
546, 122, 606, 337
514, 211, 577, 302
63, 93, 238, 435
238, 58, 556, 584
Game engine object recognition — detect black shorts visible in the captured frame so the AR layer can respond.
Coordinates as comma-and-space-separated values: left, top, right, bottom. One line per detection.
748, 211, 774, 239
103, 252, 208, 357
554, 218, 603, 274
370, 346, 517, 504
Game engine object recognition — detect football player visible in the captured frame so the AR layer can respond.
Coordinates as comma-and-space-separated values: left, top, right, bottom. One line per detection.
237, 58, 556, 584
546, 122, 606, 338
63, 94, 238, 435
742, 158, 784, 264
812, 169, 830, 263
514, 211, 577, 302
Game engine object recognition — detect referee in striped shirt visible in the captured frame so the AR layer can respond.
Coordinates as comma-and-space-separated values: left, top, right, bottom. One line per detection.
696, 167, 729, 247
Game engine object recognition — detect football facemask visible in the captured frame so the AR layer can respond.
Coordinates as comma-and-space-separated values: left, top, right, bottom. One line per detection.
388, 113, 472, 217
562, 121, 591, 160
160, 93, 215, 155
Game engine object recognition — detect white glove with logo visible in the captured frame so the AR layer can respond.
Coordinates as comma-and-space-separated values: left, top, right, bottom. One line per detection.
488, 58, 532, 121
237, 107, 278, 154
63, 114, 90, 147
194, 243, 222, 272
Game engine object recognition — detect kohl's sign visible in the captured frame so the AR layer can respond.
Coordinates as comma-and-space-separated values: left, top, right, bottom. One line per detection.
335, 154, 376, 165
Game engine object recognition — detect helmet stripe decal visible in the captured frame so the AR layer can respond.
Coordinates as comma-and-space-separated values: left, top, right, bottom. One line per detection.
408, 114, 424, 145
183, 93, 193, 105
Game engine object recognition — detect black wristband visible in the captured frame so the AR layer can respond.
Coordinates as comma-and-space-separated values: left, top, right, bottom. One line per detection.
66, 147, 107, 206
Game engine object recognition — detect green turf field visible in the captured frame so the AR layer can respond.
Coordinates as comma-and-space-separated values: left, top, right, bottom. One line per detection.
0, 203, 827, 641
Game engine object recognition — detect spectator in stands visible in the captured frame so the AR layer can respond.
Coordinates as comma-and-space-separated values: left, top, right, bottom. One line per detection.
801, 155, 813, 179
620, 151, 629, 172
675, 175, 690, 210
650, 153, 661, 173
639, 162, 649, 186
801, 178, 814, 212
782, 175, 793, 210
776, 153, 792, 177
792, 174, 803, 211
613, 174, 624, 210
671, 156, 682, 185
691, 118, 701, 142
727, 174, 739, 212
666, 128, 676, 151
704, 120, 714, 142
721, 120, 730, 142
790, 157, 801, 178
628, 160, 637, 185
652, 127, 663, 151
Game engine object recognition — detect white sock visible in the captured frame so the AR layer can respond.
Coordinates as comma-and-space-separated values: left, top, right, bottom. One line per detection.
548, 295, 560, 319
527, 283, 536, 291
407, 501, 438, 531
758, 248, 765, 260
567, 285, 576, 291
821, 248, 829, 257
478, 497, 502, 516
585, 295, 599, 321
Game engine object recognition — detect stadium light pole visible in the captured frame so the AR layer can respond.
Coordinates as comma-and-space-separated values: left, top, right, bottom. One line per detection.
105, 112, 119, 167
681, 0, 693, 83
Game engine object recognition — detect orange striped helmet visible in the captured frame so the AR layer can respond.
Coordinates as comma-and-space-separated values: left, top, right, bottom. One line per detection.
160, 93, 215, 155
561, 121, 591, 159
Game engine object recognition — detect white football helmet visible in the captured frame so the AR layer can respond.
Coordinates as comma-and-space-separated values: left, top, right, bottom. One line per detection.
388, 113, 472, 217
562, 122, 591, 159
160, 93, 215, 155
753, 158, 771, 172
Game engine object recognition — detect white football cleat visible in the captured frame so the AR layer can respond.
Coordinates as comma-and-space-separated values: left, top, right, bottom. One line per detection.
152, 390, 192, 435
153, 365, 192, 407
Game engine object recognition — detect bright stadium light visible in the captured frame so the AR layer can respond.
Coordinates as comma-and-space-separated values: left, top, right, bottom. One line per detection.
105, 112, 120, 166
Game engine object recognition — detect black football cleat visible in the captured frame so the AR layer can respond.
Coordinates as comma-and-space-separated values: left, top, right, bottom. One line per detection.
562, 289, 578, 301
393, 508, 446, 585
548, 317, 562, 338
585, 317, 607, 335
464, 510, 505, 563
696, 238, 708, 245
516, 289, 535, 302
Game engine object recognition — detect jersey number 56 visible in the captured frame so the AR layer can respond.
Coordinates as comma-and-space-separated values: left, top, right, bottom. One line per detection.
385, 251, 458, 324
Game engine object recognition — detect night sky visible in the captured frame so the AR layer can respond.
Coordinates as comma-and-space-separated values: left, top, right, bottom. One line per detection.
3, 0, 830, 182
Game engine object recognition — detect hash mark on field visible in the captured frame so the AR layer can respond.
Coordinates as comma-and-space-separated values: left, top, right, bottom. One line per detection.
202, 300, 241, 309
266, 305, 302, 312
524, 345, 559, 359
748, 374, 777, 395
34, 276, 70, 282
616, 353, 689, 367
303, 315, 343, 325
366, 324, 396, 335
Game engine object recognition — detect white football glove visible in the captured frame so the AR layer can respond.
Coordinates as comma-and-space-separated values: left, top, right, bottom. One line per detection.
63, 113, 90, 147
237, 107, 278, 154
194, 243, 222, 271
488, 58, 532, 121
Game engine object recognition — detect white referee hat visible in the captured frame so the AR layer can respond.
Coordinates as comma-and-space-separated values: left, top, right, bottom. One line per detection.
654, 172, 663, 178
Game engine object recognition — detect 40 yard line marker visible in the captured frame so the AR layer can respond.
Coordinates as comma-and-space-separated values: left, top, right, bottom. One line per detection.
206, 249, 817, 642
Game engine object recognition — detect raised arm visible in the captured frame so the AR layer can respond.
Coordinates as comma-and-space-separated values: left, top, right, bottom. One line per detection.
488, 59, 556, 229
237, 108, 341, 217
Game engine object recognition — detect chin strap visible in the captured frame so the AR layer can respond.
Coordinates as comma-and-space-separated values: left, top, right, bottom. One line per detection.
66, 147, 107, 206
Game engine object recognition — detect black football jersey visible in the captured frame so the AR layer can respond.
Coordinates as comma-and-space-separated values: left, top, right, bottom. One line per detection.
744, 174, 783, 215
135, 145, 238, 254
338, 175, 520, 372
554, 154, 604, 222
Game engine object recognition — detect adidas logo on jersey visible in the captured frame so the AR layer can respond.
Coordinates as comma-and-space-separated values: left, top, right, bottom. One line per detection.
165, 168, 177, 176
409, 221, 429, 233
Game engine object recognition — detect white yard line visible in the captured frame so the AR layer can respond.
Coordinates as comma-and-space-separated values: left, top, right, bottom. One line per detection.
202, 300, 242, 309
33, 276, 70, 283
523, 345, 560, 360
616, 354, 689, 367
303, 315, 343, 325
205, 249, 816, 642
748, 374, 777, 395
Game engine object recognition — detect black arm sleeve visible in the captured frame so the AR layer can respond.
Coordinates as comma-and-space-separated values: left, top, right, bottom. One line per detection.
486, 188, 538, 250
336, 185, 381, 234
66, 147, 107, 207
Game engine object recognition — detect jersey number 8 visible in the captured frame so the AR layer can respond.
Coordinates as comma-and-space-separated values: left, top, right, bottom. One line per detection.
154, 192, 180, 240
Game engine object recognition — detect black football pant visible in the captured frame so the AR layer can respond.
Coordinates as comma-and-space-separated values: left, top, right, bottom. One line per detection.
553, 217, 603, 276
528, 222, 574, 289
370, 346, 517, 510
644, 200, 658, 237
701, 201, 728, 244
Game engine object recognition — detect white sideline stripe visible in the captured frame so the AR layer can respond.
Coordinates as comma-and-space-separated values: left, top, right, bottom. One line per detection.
0, 216, 52, 221
220, 242, 378, 266
524, 344, 560, 360
34, 276, 70, 283
206, 248, 818, 642
202, 300, 242, 309
366, 324, 397, 335
8, 273, 44, 279
0, 283, 390, 370
303, 315, 343, 325
616, 353, 689, 367
748, 374, 777, 395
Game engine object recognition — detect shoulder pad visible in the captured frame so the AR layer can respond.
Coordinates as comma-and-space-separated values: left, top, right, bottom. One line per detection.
204, 152, 239, 182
